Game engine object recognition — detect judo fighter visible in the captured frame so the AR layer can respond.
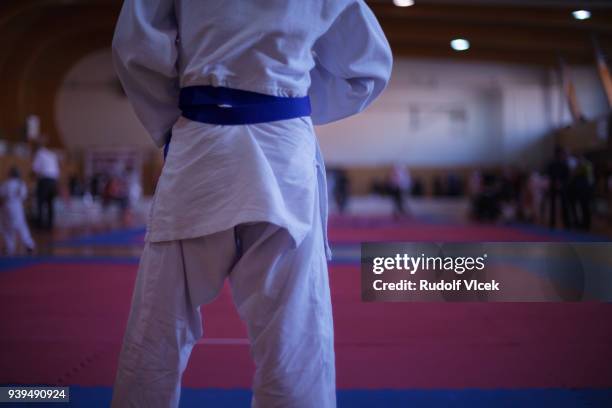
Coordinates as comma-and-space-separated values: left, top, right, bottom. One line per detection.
0, 167, 35, 255
111, 0, 392, 407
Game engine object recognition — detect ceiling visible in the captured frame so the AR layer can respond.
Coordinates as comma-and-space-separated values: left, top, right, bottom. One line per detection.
1, 0, 611, 146
373, 0, 612, 5
367, 0, 612, 65
1, 0, 611, 66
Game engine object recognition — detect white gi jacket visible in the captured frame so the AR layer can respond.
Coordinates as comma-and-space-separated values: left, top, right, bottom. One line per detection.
1, 179, 27, 215
112, 0, 392, 258
1, 178, 35, 254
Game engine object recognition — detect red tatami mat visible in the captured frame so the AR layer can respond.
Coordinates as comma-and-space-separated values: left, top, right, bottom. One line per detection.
1, 259, 611, 389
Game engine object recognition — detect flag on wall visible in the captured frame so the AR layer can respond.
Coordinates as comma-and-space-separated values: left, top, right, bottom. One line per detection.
559, 58, 584, 123
593, 36, 612, 109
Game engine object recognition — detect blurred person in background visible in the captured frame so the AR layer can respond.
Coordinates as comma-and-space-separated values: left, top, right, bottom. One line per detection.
432, 175, 445, 196
498, 167, 524, 223
89, 172, 103, 199
411, 177, 424, 196
546, 144, 571, 229
471, 171, 501, 222
467, 169, 482, 196
328, 168, 350, 214
69, 172, 86, 197
102, 171, 129, 222
372, 164, 411, 217
0, 167, 35, 255
31, 138, 60, 230
523, 170, 547, 224
122, 164, 142, 225
571, 154, 594, 230
445, 172, 463, 197
389, 164, 411, 216
125, 165, 142, 209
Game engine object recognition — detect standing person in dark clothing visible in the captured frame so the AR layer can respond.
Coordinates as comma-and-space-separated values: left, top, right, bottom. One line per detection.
31, 139, 60, 230
388, 164, 411, 217
572, 154, 594, 230
332, 168, 350, 214
547, 145, 571, 229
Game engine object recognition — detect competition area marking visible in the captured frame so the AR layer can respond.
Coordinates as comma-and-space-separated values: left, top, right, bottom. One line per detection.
196, 338, 249, 345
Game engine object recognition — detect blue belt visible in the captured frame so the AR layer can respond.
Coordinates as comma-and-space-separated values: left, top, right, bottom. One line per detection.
164, 86, 311, 158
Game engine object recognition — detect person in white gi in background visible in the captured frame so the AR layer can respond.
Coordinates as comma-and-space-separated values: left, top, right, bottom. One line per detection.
111, 1, 392, 407
0, 167, 35, 255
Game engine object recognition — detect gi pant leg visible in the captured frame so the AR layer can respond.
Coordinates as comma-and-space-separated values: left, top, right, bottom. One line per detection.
112, 210, 335, 407
111, 228, 237, 408
230, 225, 335, 407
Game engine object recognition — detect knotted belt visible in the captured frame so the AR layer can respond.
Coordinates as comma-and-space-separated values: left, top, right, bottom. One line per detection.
165, 85, 331, 259
164, 85, 311, 158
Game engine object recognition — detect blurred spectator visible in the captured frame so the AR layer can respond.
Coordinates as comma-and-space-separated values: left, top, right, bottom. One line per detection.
328, 168, 350, 213
373, 164, 410, 216
389, 164, 411, 215
69, 172, 85, 197
570, 154, 594, 230
125, 165, 142, 208
411, 177, 424, 197
1, 167, 35, 255
523, 171, 547, 224
567, 150, 578, 173
471, 172, 500, 221
124, 165, 142, 224
468, 170, 482, 197
546, 145, 571, 229
391, 164, 412, 193
446, 173, 463, 197
432, 176, 444, 196
90, 173, 103, 198
103, 173, 128, 211
498, 167, 521, 223
32, 138, 59, 230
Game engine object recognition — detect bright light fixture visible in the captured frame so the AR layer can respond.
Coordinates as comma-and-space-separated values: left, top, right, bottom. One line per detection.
572, 10, 591, 20
393, 0, 415, 7
450, 38, 470, 51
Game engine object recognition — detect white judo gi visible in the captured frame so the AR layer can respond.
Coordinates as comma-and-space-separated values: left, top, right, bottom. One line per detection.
111, 0, 392, 407
1, 178, 35, 255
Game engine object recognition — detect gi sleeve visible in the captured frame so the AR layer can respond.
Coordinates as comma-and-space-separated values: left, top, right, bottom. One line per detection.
309, 0, 393, 125
112, 0, 180, 148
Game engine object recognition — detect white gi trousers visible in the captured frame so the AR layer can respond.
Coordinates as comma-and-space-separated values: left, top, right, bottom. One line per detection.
111, 187, 336, 407
1, 202, 35, 255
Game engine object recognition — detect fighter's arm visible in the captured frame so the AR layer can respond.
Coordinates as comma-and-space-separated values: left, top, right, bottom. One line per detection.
308, 0, 393, 125
112, 0, 181, 148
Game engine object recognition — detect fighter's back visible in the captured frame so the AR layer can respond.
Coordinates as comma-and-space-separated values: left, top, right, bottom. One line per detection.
111, 4, 392, 403
175, 0, 346, 96
113, 0, 391, 146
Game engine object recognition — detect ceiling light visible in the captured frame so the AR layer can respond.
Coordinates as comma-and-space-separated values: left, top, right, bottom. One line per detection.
572, 10, 591, 20
450, 38, 470, 52
393, 0, 415, 7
